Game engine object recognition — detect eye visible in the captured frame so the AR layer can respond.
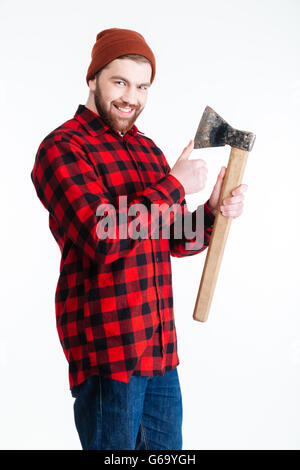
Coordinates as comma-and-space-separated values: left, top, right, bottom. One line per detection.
115, 81, 125, 86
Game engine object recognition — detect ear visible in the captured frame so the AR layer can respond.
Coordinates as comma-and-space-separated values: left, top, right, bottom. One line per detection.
88, 76, 97, 92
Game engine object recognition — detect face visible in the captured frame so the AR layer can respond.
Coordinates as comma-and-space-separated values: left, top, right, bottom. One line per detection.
88, 58, 152, 134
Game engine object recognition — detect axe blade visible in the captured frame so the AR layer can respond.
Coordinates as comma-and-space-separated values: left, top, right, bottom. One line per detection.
194, 106, 256, 152
194, 106, 228, 149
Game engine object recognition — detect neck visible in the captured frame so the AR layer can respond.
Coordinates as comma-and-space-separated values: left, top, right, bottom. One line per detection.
85, 95, 98, 115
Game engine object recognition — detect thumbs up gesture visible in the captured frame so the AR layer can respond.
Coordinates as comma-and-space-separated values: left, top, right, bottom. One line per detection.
170, 139, 208, 195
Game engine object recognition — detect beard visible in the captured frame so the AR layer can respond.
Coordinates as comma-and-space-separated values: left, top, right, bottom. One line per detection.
93, 81, 144, 135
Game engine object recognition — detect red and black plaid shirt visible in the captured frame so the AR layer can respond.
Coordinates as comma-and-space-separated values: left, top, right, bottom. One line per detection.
31, 104, 215, 390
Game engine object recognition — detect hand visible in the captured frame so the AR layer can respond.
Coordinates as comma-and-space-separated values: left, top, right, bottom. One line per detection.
170, 139, 208, 195
208, 166, 248, 218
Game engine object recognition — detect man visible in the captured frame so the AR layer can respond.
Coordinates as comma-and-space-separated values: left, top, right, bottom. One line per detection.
31, 28, 247, 450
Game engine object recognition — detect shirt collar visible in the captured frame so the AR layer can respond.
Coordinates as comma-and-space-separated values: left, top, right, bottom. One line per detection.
73, 104, 143, 138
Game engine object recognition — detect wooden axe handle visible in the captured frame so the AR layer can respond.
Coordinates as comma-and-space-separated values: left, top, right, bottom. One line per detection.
193, 147, 249, 322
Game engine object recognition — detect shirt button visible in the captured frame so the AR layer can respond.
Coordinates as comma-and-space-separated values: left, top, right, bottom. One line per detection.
156, 255, 159, 262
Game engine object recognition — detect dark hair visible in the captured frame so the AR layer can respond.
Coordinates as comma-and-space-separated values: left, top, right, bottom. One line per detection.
95, 54, 151, 79
117, 54, 151, 65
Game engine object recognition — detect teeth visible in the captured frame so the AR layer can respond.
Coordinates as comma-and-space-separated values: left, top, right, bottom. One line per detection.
117, 106, 133, 113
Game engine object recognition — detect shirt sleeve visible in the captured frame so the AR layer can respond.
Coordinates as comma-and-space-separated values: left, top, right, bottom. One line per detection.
31, 133, 186, 265
156, 147, 216, 257
168, 197, 215, 257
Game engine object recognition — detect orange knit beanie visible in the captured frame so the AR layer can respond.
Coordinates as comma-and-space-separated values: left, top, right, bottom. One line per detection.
86, 28, 156, 85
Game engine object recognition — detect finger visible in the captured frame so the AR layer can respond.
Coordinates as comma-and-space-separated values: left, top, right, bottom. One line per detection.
221, 210, 243, 218
195, 158, 207, 167
223, 195, 244, 205
212, 169, 224, 192
232, 184, 248, 196
220, 206, 243, 217
219, 166, 226, 178
179, 139, 194, 159
218, 166, 226, 179
221, 202, 243, 211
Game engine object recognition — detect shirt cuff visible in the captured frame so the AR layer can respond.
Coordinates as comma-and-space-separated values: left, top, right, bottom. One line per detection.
204, 200, 216, 228
142, 173, 186, 207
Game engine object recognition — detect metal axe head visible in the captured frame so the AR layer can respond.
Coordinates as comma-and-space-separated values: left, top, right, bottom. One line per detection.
194, 106, 256, 151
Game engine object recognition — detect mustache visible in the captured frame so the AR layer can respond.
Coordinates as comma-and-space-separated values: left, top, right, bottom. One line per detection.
114, 103, 139, 110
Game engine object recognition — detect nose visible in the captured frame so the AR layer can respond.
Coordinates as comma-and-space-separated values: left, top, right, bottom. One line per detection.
121, 86, 138, 107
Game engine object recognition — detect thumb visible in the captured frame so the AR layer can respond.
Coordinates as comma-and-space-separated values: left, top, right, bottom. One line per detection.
209, 166, 226, 206
179, 139, 194, 160
213, 166, 226, 190
218, 166, 226, 180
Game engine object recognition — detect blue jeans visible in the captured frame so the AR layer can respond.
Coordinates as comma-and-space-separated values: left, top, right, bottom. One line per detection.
71, 367, 183, 450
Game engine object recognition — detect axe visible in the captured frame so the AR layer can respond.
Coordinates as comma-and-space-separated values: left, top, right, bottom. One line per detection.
193, 106, 256, 322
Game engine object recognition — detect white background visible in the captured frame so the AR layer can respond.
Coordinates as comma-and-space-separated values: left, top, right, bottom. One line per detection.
0, 0, 299, 450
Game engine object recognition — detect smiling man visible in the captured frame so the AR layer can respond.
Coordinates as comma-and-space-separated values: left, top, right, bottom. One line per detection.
31, 28, 247, 450
88, 57, 150, 135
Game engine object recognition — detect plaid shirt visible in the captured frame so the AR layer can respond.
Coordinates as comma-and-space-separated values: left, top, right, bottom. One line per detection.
31, 104, 215, 390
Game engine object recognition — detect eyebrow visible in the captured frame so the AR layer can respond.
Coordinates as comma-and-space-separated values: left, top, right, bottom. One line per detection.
110, 75, 151, 87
